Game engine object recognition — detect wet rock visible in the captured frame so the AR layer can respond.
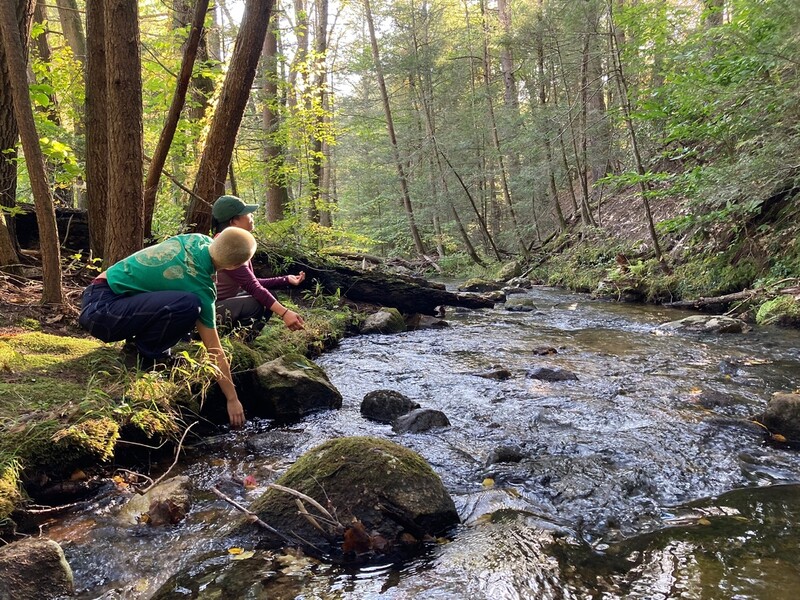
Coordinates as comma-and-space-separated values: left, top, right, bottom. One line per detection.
506, 276, 533, 289
392, 408, 451, 433
246, 430, 310, 457
502, 286, 528, 295
474, 368, 513, 381
718, 358, 739, 375
118, 476, 192, 526
0, 537, 73, 599
361, 390, 420, 424
458, 278, 504, 293
526, 366, 578, 382
406, 314, 449, 331
755, 393, 800, 441
531, 346, 558, 356
482, 290, 507, 303
360, 308, 407, 334
695, 388, 739, 409
247, 437, 459, 561
251, 355, 343, 421
654, 315, 750, 335
485, 444, 527, 466
504, 297, 538, 312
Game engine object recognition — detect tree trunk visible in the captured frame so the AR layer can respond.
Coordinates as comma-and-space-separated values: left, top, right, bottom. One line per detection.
363, 0, 426, 257
608, 1, 663, 262
480, 0, 527, 258
55, 0, 85, 64
85, 0, 108, 258
702, 0, 724, 28
0, 0, 33, 267
263, 8, 288, 222
307, 0, 328, 224
496, 0, 518, 110
103, 0, 144, 264
0, 0, 63, 303
143, 0, 210, 239
187, 0, 275, 233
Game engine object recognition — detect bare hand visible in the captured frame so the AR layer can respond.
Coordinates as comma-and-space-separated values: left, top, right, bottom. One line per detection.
283, 309, 305, 331
287, 271, 306, 286
227, 397, 245, 428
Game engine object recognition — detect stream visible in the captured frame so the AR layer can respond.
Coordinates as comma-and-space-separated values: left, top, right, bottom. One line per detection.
47, 285, 800, 599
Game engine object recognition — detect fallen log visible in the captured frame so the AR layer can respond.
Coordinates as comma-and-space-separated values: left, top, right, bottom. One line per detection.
662, 289, 757, 310
256, 250, 494, 315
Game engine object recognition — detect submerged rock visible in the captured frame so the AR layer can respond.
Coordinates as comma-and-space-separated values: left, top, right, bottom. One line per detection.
405, 314, 449, 330
526, 366, 578, 382
118, 476, 192, 526
361, 389, 420, 423
504, 297, 538, 312
248, 437, 459, 561
392, 408, 451, 433
473, 367, 513, 381
0, 537, 73, 599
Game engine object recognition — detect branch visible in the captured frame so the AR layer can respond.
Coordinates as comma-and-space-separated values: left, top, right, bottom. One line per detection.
210, 486, 295, 544
140, 422, 196, 494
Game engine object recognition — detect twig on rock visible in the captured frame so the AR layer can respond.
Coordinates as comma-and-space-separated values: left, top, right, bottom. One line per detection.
210, 486, 295, 544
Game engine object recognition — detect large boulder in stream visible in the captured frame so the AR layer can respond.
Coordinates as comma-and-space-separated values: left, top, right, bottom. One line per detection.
0, 537, 74, 599
360, 308, 407, 334
206, 355, 342, 423
248, 437, 459, 562
361, 389, 420, 423
755, 392, 800, 442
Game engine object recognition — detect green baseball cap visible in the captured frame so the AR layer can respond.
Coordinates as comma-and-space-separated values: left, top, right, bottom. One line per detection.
212, 195, 259, 222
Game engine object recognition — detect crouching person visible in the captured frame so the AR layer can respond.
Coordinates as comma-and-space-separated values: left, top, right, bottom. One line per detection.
78, 228, 257, 428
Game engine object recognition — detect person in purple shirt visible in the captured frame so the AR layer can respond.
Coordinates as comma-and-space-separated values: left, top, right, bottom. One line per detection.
211, 195, 305, 338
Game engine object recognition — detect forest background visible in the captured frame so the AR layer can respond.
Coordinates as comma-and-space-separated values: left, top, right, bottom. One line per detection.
1, 0, 799, 318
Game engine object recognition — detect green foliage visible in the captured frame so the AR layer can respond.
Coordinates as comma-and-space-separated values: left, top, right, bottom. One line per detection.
756, 295, 800, 327
672, 253, 760, 299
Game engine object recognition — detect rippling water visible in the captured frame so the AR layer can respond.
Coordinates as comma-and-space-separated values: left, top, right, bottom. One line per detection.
54, 286, 800, 598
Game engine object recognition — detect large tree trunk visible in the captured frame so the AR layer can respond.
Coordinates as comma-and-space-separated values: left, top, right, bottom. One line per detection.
143, 0, 210, 239
307, 0, 329, 224
262, 8, 288, 222
0, 0, 63, 303
0, 0, 33, 268
186, 0, 275, 233
85, 0, 108, 259
55, 0, 86, 64
363, 0, 426, 257
103, 0, 144, 264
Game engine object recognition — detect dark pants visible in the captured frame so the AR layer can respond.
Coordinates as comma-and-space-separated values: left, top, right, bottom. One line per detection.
78, 281, 201, 358
216, 293, 269, 329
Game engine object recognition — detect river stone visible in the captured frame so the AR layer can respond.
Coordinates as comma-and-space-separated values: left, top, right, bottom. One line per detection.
485, 444, 527, 466
473, 367, 513, 380
531, 346, 558, 356
654, 315, 750, 335
360, 308, 407, 334
392, 408, 451, 433
0, 537, 73, 599
755, 393, 800, 442
250, 355, 343, 420
406, 314, 449, 330
248, 437, 459, 560
506, 276, 533, 289
696, 388, 739, 409
504, 297, 538, 312
361, 389, 420, 423
497, 260, 522, 281
458, 278, 503, 293
502, 286, 527, 295
246, 430, 310, 457
526, 366, 578, 382
118, 476, 192, 526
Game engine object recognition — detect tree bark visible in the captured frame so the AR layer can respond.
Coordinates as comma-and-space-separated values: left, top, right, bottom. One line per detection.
85, 0, 108, 258
262, 8, 288, 222
186, 0, 275, 233
0, 0, 63, 302
0, 0, 33, 267
103, 0, 144, 264
143, 0, 210, 239
307, 0, 329, 224
363, 0, 426, 257
55, 0, 86, 65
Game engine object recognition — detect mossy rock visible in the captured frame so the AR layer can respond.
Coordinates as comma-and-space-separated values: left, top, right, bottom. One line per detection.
756, 295, 800, 327
248, 436, 459, 561
360, 308, 406, 334
0, 538, 74, 599
496, 261, 522, 281
458, 278, 503, 293
756, 393, 800, 441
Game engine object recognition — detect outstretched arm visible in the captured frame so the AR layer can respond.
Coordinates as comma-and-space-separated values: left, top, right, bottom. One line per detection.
196, 322, 245, 428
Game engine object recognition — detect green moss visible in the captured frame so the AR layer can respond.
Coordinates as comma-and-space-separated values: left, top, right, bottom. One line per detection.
0, 459, 21, 520
129, 408, 177, 438
251, 307, 352, 362
672, 254, 759, 299
51, 417, 120, 462
756, 295, 800, 327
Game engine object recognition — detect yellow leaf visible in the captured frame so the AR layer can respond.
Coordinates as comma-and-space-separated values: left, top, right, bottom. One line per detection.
689, 387, 702, 395
698, 518, 711, 526
231, 550, 255, 561
228, 547, 245, 555
482, 478, 495, 488
772, 433, 787, 443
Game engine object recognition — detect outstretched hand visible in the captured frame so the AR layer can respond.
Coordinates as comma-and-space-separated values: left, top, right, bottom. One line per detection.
283, 309, 305, 331
287, 271, 306, 286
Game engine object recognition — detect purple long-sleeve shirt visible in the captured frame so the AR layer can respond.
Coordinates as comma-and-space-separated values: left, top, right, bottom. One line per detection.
215, 259, 291, 310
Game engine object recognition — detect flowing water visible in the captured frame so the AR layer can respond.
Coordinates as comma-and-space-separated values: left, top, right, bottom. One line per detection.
46, 286, 800, 599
